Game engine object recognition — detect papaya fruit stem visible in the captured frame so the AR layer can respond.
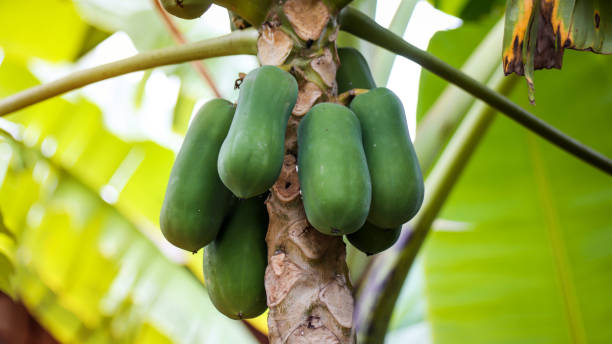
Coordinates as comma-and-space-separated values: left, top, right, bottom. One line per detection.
0, 29, 258, 117
334, 88, 368, 106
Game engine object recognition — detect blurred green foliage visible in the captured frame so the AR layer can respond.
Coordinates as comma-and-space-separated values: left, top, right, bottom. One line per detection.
430, 0, 505, 22
420, 16, 612, 344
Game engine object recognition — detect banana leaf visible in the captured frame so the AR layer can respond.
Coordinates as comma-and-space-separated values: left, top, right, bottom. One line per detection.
503, 0, 612, 101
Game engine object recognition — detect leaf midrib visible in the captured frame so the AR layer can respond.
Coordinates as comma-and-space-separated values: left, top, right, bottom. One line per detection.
527, 133, 587, 344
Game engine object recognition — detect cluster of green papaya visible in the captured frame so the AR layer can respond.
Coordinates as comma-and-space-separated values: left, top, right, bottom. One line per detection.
160, 65, 297, 319
159, 46, 423, 319
299, 47, 424, 255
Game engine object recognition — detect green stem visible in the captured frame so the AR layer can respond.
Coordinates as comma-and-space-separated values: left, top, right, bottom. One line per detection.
355, 72, 518, 344
0, 29, 258, 117
339, 7, 612, 176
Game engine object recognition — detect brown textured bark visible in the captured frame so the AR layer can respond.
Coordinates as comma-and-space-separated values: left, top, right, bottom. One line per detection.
258, 1, 355, 343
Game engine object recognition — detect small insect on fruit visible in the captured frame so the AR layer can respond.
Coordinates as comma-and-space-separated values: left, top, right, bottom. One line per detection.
218, 66, 298, 199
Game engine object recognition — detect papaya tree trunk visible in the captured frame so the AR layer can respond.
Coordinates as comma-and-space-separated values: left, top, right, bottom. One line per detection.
257, 1, 355, 343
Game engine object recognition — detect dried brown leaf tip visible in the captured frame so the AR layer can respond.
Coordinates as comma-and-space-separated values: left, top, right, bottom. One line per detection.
283, 0, 330, 42
503, 0, 611, 77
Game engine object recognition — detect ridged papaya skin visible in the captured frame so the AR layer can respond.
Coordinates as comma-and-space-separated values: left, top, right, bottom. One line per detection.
161, 0, 212, 20
298, 103, 371, 235
218, 66, 298, 198
347, 222, 401, 256
203, 197, 268, 319
336, 47, 377, 94
160, 99, 236, 253
350, 88, 424, 228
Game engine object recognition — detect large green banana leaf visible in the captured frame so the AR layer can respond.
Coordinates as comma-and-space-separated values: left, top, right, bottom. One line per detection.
420, 17, 612, 344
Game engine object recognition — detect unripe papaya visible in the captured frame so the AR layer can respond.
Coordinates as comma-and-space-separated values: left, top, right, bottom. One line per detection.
160, 99, 236, 252
350, 88, 424, 228
203, 197, 268, 319
298, 103, 371, 235
218, 66, 298, 198
228, 11, 252, 31
347, 222, 401, 256
161, 0, 212, 20
336, 47, 376, 94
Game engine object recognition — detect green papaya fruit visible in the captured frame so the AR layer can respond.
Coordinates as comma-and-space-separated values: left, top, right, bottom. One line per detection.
213, 0, 271, 27
203, 197, 268, 319
350, 87, 424, 228
347, 222, 401, 256
160, 99, 236, 252
218, 66, 298, 198
336, 47, 377, 94
161, 0, 212, 20
298, 103, 371, 235
228, 11, 252, 31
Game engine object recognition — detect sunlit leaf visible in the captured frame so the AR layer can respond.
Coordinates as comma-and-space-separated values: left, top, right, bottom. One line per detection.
74, 25, 113, 60
0, 39, 260, 339
1, 136, 259, 343
0, 0, 88, 62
